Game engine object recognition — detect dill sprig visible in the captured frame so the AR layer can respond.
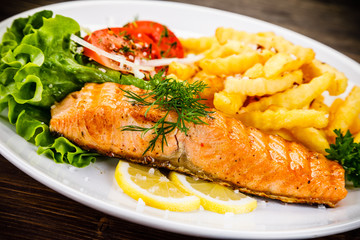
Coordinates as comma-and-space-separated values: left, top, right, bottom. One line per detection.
121, 72, 213, 154
326, 129, 360, 187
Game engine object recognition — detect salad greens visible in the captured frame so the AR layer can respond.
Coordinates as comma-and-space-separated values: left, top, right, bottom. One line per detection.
0, 10, 153, 167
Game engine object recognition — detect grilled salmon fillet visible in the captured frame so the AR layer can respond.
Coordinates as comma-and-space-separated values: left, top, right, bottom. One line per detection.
50, 82, 347, 207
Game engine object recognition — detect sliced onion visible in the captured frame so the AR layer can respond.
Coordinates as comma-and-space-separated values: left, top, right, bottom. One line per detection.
70, 34, 154, 73
70, 34, 203, 78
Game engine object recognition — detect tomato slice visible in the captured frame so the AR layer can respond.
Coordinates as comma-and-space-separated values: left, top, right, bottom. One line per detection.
83, 27, 160, 71
123, 21, 184, 58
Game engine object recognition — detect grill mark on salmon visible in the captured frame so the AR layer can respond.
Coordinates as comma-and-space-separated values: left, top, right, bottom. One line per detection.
50, 82, 347, 207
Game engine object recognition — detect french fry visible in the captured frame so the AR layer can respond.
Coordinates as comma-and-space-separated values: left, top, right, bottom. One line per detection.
349, 117, 360, 135
215, 27, 253, 45
258, 35, 294, 52
243, 63, 264, 78
199, 51, 260, 76
256, 31, 277, 38
216, 27, 314, 67
260, 36, 315, 64
263, 48, 315, 78
191, 71, 224, 107
291, 127, 330, 155
213, 91, 246, 115
182, 27, 356, 156
168, 62, 198, 80
224, 70, 303, 96
309, 95, 329, 113
203, 40, 252, 59
264, 52, 301, 78
301, 59, 348, 96
166, 73, 182, 81
354, 132, 360, 143
326, 86, 360, 142
258, 49, 276, 64
236, 109, 328, 130
216, 27, 277, 49
290, 45, 315, 64
180, 36, 217, 54
242, 73, 334, 112
328, 98, 344, 124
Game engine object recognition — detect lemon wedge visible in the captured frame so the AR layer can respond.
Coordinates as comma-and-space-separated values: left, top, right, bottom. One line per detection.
114, 160, 200, 212
169, 171, 257, 214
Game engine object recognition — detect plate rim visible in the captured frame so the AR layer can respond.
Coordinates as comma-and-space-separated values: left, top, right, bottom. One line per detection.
1, 1, 360, 239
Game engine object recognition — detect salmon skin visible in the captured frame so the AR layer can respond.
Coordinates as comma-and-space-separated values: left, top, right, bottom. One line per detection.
50, 82, 347, 207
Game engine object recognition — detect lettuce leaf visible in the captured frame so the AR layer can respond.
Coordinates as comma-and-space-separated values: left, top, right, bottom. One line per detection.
0, 10, 151, 167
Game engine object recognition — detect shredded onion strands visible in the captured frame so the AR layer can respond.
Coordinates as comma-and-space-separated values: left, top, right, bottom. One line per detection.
70, 34, 154, 72
70, 34, 204, 78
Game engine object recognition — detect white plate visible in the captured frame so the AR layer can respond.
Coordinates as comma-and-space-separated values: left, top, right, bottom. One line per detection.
1, 1, 360, 239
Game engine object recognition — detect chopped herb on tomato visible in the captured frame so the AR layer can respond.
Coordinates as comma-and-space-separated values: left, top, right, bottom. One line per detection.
158, 26, 169, 45
119, 45, 134, 54
83, 27, 160, 71
123, 20, 184, 58
82, 20, 184, 73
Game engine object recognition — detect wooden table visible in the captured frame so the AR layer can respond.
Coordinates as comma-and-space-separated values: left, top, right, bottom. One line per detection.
1, 0, 359, 239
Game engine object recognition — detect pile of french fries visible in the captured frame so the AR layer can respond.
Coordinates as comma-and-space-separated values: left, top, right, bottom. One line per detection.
167, 27, 360, 155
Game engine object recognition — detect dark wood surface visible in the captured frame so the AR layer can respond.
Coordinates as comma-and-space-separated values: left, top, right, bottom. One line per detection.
1, 0, 360, 239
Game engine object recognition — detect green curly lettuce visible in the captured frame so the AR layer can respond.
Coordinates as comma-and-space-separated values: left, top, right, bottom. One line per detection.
0, 10, 153, 167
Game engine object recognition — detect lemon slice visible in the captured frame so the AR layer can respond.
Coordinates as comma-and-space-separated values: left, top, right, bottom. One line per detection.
169, 171, 257, 214
114, 160, 200, 212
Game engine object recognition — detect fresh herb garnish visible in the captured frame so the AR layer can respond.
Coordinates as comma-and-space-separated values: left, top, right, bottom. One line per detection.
158, 25, 169, 46
119, 45, 134, 54
119, 30, 132, 41
148, 43, 153, 59
160, 41, 177, 57
160, 50, 165, 57
121, 72, 213, 154
170, 41, 177, 48
326, 129, 360, 187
